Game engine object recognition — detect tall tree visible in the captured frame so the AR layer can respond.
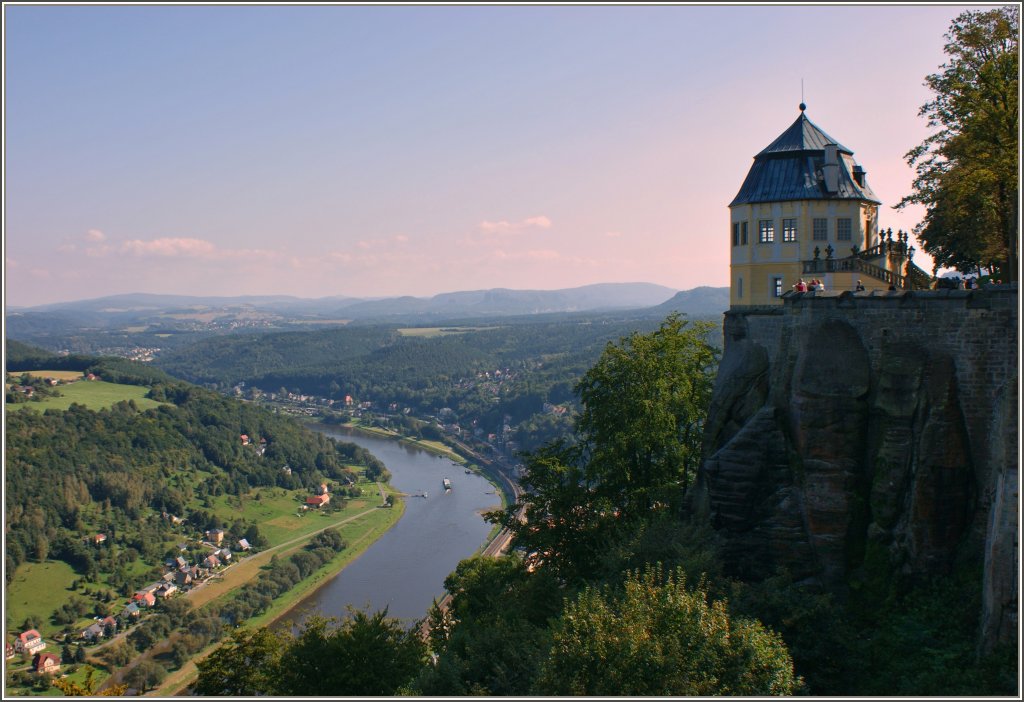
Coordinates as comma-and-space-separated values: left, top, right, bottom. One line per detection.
897, 6, 1019, 280
491, 315, 718, 583
275, 611, 427, 695
576, 314, 718, 512
193, 628, 287, 696
535, 565, 800, 696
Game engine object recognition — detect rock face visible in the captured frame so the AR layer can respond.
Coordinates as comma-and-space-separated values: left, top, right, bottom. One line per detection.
695, 288, 1018, 650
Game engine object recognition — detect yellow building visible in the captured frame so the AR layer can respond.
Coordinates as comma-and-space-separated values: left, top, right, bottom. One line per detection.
730, 104, 926, 307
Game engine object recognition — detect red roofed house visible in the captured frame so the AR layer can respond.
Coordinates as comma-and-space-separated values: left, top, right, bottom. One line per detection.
132, 591, 156, 608
33, 652, 60, 674
5, 642, 15, 660
93, 533, 107, 545
306, 494, 330, 508
15, 630, 45, 656
240, 434, 250, 445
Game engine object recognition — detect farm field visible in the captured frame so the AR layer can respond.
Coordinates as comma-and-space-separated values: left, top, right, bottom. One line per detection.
10, 370, 85, 381
5, 561, 79, 639
396, 326, 491, 337
5, 380, 165, 412
207, 481, 379, 546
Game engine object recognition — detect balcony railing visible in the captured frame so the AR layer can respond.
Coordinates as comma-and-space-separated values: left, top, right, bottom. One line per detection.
802, 255, 907, 288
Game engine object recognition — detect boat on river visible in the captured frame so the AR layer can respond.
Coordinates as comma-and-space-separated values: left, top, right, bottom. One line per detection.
443, 477, 452, 492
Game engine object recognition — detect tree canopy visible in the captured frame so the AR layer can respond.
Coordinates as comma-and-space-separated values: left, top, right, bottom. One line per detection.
491, 315, 719, 583
535, 565, 800, 696
897, 6, 1019, 280
194, 611, 427, 696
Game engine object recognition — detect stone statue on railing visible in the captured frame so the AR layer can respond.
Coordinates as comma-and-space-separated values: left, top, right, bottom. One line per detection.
825, 244, 834, 260
813, 246, 821, 260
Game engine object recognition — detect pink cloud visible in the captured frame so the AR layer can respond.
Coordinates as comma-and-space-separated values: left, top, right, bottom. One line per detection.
119, 237, 277, 261
479, 215, 553, 233
123, 237, 217, 257
86, 229, 106, 242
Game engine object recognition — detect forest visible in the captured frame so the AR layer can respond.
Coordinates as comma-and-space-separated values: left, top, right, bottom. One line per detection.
153, 314, 712, 451
4, 344, 386, 626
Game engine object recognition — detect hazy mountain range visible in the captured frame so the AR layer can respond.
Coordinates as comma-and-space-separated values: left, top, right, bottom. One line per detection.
5, 283, 729, 341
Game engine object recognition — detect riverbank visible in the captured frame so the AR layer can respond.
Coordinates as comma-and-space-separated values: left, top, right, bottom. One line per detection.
154, 485, 404, 696
313, 419, 469, 464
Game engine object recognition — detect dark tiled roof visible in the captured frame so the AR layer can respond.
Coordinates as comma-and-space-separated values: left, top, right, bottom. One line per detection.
757, 113, 851, 156
731, 111, 880, 207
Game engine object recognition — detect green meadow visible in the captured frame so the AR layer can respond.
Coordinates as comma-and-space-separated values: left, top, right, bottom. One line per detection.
207, 480, 380, 546
6, 380, 165, 413
5, 560, 79, 637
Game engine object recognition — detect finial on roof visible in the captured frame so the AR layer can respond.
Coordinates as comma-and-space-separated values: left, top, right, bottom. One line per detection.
799, 102, 806, 112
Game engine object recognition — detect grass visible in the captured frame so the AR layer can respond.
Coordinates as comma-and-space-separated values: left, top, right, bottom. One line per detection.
8, 370, 84, 381
5, 561, 78, 638
6, 380, 166, 413
344, 421, 467, 464
396, 326, 496, 337
206, 483, 378, 546
148, 492, 406, 697
399, 437, 467, 463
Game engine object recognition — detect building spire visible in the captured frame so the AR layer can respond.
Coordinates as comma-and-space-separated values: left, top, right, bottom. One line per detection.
800, 79, 806, 112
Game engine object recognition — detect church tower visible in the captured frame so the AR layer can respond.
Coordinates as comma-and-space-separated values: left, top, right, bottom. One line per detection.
729, 104, 919, 307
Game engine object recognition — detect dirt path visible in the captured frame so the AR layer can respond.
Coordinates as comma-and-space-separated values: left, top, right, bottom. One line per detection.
95, 505, 384, 694
185, 504, 380, 610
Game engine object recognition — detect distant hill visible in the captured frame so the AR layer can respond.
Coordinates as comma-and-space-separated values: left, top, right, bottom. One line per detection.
643, 286, 730, 318
336, 283, 678, 320
5, 284, 681, 339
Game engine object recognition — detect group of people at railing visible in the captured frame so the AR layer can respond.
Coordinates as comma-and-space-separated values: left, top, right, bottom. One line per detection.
792, 278, 826, 292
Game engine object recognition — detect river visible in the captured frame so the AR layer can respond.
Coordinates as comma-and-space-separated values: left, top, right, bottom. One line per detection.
281, 427, 502, 626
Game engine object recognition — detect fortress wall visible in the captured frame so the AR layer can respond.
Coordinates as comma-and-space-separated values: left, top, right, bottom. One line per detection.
703, 285, 1018, 650
729, 287, 1017, 485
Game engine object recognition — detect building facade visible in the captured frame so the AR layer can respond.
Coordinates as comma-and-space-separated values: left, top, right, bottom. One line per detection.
729, 104, 922, 306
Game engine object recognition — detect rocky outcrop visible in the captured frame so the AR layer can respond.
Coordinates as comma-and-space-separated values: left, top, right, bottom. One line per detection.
695, 287, 1017, 650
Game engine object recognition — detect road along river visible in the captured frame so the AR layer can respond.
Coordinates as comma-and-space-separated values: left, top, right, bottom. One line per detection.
276, 427, 502, 627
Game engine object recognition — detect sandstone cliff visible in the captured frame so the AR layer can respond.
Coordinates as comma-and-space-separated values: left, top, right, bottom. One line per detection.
694, 286, 1018, 651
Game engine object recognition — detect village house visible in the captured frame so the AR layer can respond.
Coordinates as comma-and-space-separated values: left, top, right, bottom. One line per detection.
237, 538, 251, 551
101, 616, 117, 635
32, 652, 60, 675
306, 494, 330, 508
81, 622, 105, 642
175, 569, 193, 587
157, 583, 177, 598
92, 533, 107, 545
122, 602, 141, 620
6, 641, 16, 660
132, 591, 156, 608
203, 554, 221, 569
206, 528, 225, 545
175, 555, 188, 569
15, 629, 45, 656
240, 434, 250, 445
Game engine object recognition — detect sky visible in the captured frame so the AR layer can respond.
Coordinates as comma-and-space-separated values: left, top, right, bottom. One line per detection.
2, 3, 1003, 307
